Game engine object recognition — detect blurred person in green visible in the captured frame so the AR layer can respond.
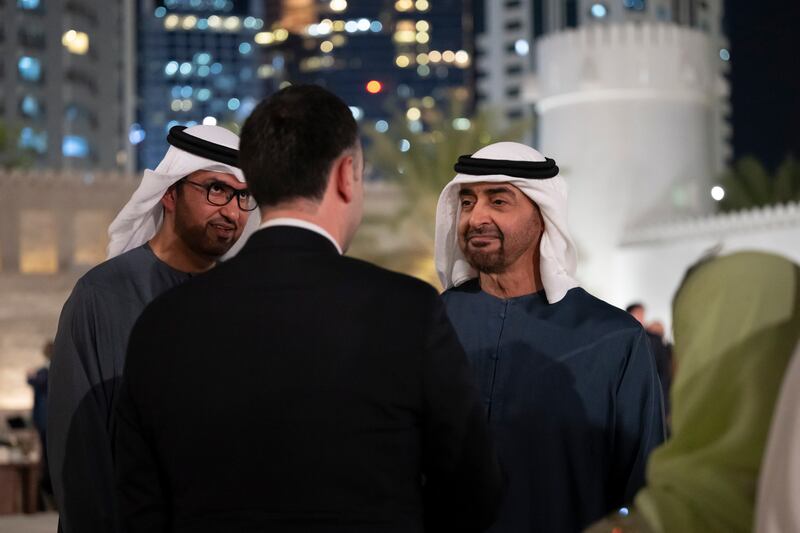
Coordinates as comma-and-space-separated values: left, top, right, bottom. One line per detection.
586, 251, 800, 533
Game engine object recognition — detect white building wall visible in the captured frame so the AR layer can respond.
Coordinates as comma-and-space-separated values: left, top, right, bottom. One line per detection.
611, 202, 800, 335
534, 23, 723, 297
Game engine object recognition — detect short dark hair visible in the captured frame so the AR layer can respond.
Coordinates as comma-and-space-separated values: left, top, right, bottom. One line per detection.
625, 302, 644, 314
239, 84, 359, 207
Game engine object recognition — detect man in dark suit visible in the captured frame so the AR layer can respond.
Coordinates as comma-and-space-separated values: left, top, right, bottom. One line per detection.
114, 84, 504, 533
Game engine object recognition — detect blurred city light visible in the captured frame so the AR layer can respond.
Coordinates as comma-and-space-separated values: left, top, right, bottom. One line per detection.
366, 80, 383, 94
711, 186, 726, 201
590, 3, 608, 18
62, 30, 89, 55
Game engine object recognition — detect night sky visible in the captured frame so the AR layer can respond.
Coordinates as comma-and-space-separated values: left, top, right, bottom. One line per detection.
725, 0, 800, 171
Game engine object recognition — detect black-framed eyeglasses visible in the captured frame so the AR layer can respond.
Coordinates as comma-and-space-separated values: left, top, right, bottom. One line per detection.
181, 179, 258, 211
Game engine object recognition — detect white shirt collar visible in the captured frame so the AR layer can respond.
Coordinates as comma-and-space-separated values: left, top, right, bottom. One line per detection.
258, 217, 343, 255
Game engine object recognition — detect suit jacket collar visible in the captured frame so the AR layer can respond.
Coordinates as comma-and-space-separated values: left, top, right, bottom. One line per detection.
239, 226, 341, 256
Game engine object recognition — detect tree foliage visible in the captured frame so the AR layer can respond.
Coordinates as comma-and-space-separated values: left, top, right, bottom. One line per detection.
718, 155, 800, 211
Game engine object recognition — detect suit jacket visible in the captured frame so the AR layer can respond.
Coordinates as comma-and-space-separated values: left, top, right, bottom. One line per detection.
114, 226, 504, 533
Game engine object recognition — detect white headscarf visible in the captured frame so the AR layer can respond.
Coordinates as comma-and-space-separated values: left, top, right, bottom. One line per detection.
434, 141, 579, 304
107, 124, 260, 259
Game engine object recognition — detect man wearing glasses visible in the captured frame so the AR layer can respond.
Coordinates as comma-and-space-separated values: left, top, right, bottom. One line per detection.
47, 125, 257, 533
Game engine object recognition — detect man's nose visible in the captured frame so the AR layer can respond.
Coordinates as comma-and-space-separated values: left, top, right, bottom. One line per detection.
469, 199, 493, 226
219, 198, 241, 222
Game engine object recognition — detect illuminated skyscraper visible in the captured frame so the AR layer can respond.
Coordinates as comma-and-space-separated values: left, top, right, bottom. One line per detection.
255, 0, 474, 128
135, 0, 266, 170
0, 0, 132, 170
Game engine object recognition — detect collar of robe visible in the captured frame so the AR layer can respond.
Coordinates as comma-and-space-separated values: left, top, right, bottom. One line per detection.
167, 125, 240, 167
454, 154, 559, 179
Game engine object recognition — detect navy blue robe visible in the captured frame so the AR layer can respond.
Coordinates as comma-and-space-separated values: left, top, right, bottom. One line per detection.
442, 280, 665, 533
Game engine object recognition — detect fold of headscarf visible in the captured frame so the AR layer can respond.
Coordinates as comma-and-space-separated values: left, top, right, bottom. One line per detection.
754, 339, 800, 532
433, 142, 579, 303
107, 124, 260, 259
633, 251, 800, 533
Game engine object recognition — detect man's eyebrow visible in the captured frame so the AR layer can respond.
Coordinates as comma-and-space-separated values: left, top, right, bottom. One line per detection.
485, 186, 514, 195
459, 188, 476, 197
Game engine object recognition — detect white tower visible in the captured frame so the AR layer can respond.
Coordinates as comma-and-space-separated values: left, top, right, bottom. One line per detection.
533, 22, 728, 298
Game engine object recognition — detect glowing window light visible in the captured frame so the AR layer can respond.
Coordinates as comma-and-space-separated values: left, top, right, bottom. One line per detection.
255, 32, 274, 44
181, 100, 193, 111
62, 30, 90, 54
395, 0, 413, 12
396, 55, 411, 67
180, 86, 193, 98
330, 0, 347, 12
18, 56, 41, 81
442, 50, 456, 63
345, 20, 358, 33
349, 106, 364, 120
179, 62, 192, 75
182, 15, 198, 29
416, 32, 430, 43
375, 120, 389, 133
515, 39, 530, 56
455, 50, 470, 65
416, 20, 429, 31
711, 186, 725, 201
333, 20, 346, 32
197, 88, 212, 101
274, 28, 289, 41
366, 80, 383, 94
452, 118, 471, 130
590, 3, 608, 18
224, 17, 241, 31
164, 61, 179, 76
357, 18, 370, 31
370, 21, 382, 32
227, 98, 241, 111
416, 53, 429, 65
207, 15, 222, 29
415, 0, 429, 10
406, 107, 421, 121
239, 42, 252, 54
417, 64, 430, 76
321, 40, 334, 53
154, 6, 167, 18
164, 14, 180, 29
428, 50, 442, 62
318, 20, 333, 34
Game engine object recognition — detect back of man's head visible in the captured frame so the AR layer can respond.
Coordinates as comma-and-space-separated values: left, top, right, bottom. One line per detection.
239, 84, 358, 208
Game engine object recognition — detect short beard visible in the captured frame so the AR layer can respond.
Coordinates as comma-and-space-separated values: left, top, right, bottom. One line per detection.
174, 194, 236, 259
462, 225, 508, 274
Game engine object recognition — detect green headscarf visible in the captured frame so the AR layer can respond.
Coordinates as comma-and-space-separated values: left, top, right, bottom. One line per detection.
587, 251, 800, 533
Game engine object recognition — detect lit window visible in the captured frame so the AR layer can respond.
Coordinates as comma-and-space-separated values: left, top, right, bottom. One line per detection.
18, 56, 42, 82
590, 3, 608, 18
62, 30, 90, 55
720, 48, 730, 61
330, 0, 347, 12
154, 6, 167, 18
18, 127, 47, 153
514, 39, 529, 56
239, 42, 252, 54
63, 135, 90, 158
375, 120, 389, 133
128, 124, 146, 145
20, 95, 40, 117
227, 98, 240, 111
17, 0, 40, 9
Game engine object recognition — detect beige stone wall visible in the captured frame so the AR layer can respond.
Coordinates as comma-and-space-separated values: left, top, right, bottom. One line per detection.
0, 171, 138, 411
0, 173, 413, 412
